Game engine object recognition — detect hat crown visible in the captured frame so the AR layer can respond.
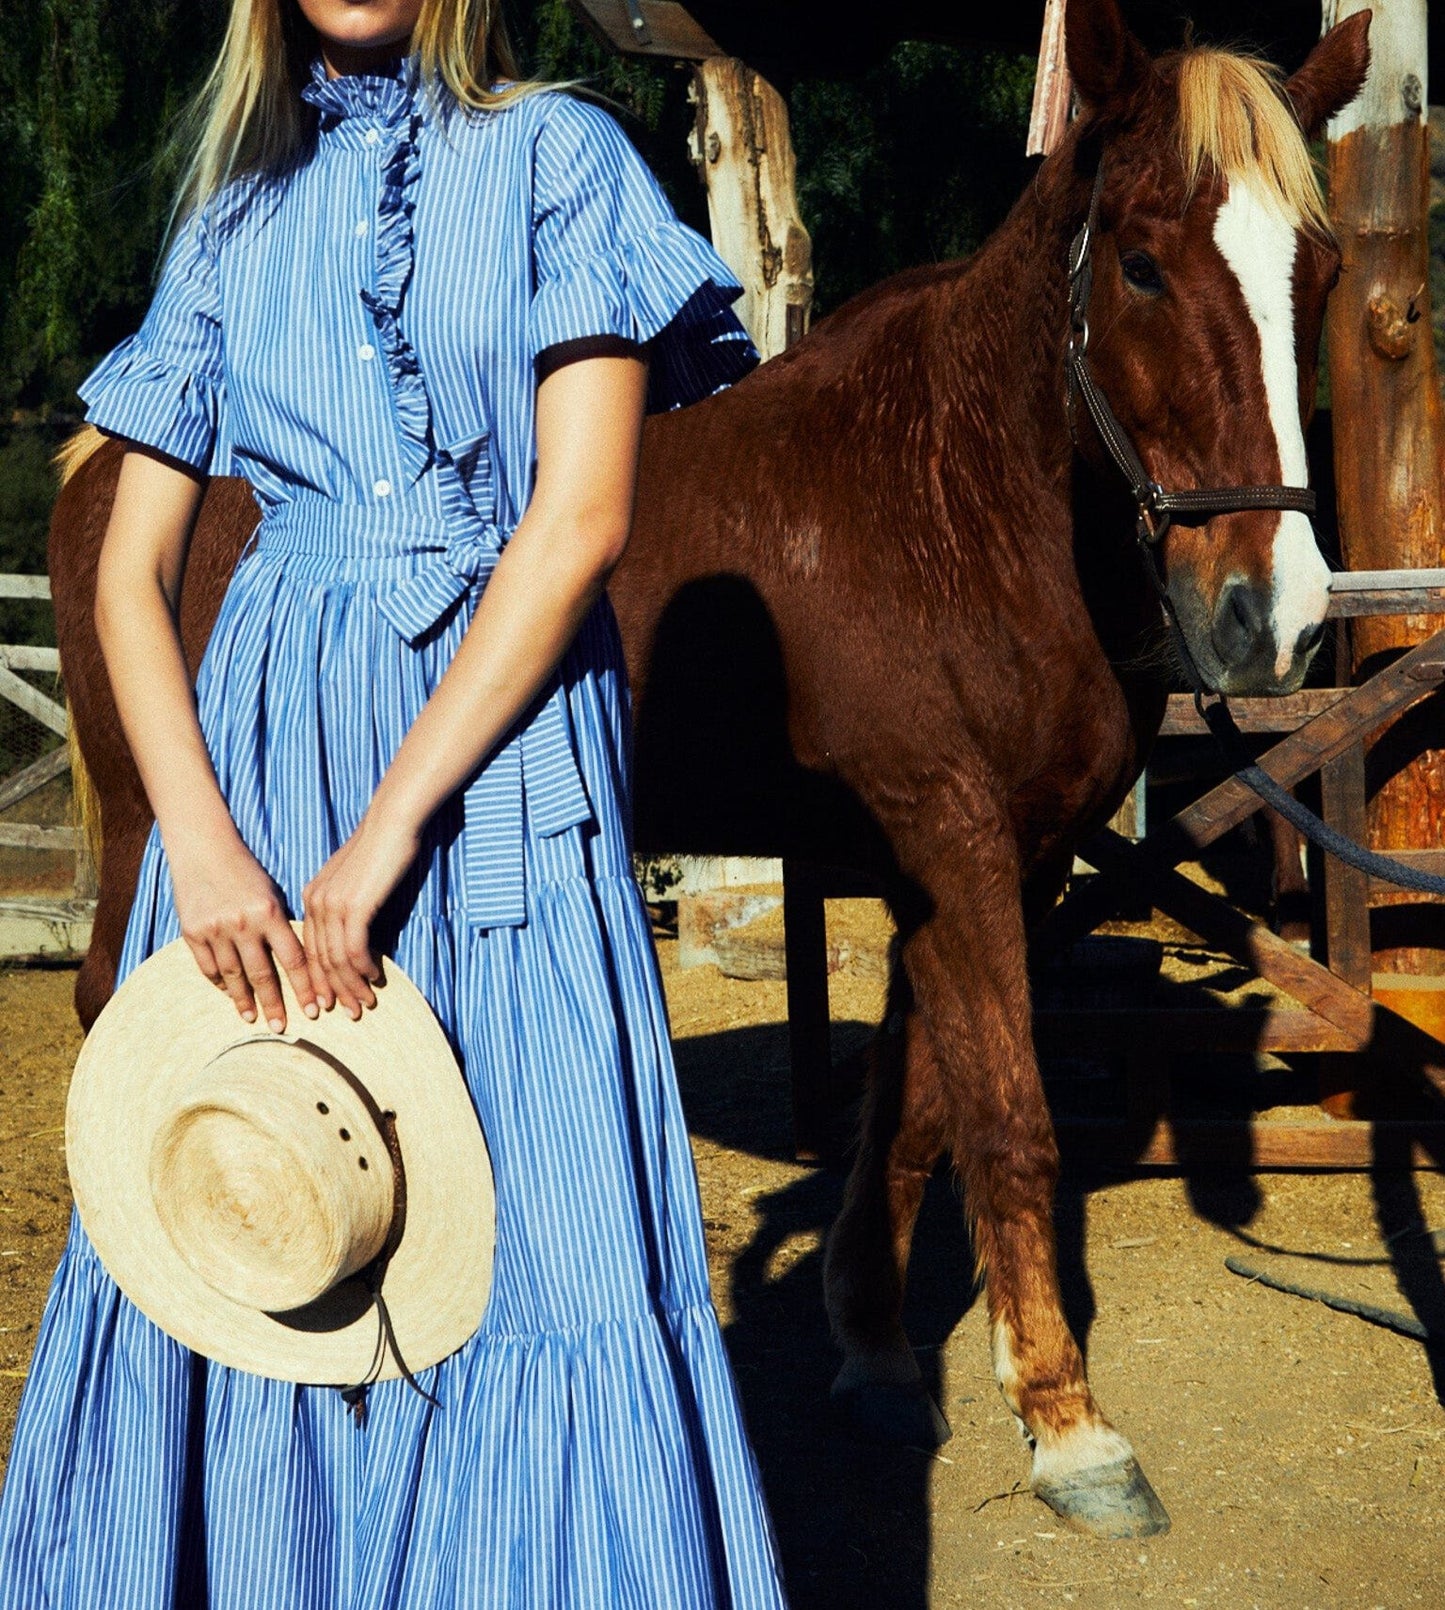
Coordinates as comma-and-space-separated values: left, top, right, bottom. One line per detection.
149, 1040, 395, 1315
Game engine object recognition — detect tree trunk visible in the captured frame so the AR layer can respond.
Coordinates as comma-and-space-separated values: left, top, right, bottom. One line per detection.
1325, 0, 1445, 976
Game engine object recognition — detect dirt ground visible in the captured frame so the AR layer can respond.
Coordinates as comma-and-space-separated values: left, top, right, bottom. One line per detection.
4, 918, 1445, 1607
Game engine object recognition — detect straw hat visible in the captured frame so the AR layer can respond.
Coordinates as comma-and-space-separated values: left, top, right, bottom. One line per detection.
65, 929, 493, 1386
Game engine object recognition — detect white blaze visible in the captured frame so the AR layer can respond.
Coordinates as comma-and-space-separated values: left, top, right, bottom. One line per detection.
1212, 181, 1331, 680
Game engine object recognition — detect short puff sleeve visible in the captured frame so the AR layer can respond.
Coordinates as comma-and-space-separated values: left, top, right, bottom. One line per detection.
77, 209, 225, 473
529, 95, 759, 412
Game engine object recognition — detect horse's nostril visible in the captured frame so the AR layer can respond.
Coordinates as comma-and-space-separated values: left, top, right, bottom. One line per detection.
1213, 581, 1272, 666
1298, 620, 1326, 658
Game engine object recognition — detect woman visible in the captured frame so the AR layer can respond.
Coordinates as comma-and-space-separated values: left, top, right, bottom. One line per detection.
0, 0, 788, 1604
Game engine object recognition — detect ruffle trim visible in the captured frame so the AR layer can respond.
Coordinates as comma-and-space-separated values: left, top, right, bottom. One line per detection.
77, 335, 222, 472
299, 57, 435, 487
529, 217, 760, 413
361, 106, 433, 487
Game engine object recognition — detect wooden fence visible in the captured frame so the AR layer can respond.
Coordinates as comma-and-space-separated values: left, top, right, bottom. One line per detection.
0, 573, 92, 958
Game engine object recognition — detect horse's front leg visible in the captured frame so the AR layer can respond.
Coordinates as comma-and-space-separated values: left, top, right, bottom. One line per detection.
870, 801, 1167, 1538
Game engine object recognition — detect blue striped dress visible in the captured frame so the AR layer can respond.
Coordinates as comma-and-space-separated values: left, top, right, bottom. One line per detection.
0, 56, 789, 1609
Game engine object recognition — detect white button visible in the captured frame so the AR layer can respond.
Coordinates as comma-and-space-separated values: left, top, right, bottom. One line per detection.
357, 342, 375, 361
363, 127, 381, 146
373, 478, 392, 498
353, 220, 369, 238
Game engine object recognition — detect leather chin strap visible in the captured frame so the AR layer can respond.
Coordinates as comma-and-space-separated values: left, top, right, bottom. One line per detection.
1064, 159, 1318, 547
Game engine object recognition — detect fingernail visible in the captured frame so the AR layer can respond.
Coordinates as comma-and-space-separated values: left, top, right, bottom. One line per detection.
268, 1018, 284, 1033
304, 1002, 319, 1019
241, 1009, 256, 1023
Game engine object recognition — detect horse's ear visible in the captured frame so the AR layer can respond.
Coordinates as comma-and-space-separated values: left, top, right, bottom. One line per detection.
1283, 11, 1372, 139
1065, 0, 1153, 110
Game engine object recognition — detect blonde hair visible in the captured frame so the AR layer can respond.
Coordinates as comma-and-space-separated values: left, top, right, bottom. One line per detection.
1176, 48, 1332, 237
172, 0, 550, 223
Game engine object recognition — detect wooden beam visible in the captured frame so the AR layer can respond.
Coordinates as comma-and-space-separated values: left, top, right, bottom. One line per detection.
567, 0, 720, 59
0, 746, 69, 814
1055, 1116, 1445, 1170
1160, 690, 1345, 735
1152, 627, 1445, 864
0, 896, 93, 960
0, 575, 51, 600
0, 823, 76, 851
0, 664, 68, 737
0, 646, 60, 673
1326, 0, 1445, 975
1035, 1005, 1357, 1054
689, 58, 813, 360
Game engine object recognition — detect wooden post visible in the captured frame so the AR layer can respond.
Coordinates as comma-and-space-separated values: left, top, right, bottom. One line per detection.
1026, 0, 1073, 158
1325, 0, 1445, 975
689, 58, 813, 360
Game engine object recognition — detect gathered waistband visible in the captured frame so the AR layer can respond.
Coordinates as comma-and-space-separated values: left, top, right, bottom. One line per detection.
244, 493, 590, 933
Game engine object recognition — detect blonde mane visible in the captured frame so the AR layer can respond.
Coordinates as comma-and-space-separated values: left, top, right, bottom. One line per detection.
1176, 48, 1331, 236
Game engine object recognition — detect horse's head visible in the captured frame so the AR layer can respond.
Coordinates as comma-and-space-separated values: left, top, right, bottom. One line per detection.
1064, 0, 1371, 695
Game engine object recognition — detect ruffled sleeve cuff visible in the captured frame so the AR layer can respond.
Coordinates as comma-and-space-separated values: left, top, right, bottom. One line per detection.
77, 335, 222, 473
528, 217, 759, 414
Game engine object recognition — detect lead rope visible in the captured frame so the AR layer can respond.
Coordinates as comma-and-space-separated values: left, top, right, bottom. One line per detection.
1065, 155, 1445, 899
338, 1112, 441, 1428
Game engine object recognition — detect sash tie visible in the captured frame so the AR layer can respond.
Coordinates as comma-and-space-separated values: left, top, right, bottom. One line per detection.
253, 494, 594, 930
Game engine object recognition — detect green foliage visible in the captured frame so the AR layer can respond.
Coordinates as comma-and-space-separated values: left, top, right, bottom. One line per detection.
790, 43, 1036, 315
0, 0, 225, 413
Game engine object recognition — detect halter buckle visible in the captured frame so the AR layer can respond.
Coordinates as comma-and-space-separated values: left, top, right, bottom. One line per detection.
1137, 482, 1170, 546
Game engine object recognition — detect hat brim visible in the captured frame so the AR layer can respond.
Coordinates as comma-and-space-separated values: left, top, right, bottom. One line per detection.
66, 932, 493, 1385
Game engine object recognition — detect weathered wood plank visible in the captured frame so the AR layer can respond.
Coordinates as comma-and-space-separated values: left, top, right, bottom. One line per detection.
690, 57, 813, 361
1326, 0, 1445, 977
1320, 741, 1373, 1118
0, 575, 51, 600
0, 823, 76, 851
0, 664, 67, 737
1055, 1116, 1445, 1170
567, 0, 720, 58
0, 645, 60, 673
1330, 568, 1445, 592
1160, 690, 1345, 735
1329, 587, 1445, 617
1078, 829, 1375, 1044
0, 746, 70, 814
0, 897, 93, 959
1321, 744, 1372, 992
1034, 1006, 1356, 1054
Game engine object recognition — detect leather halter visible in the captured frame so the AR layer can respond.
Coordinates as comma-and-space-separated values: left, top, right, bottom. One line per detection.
1064, 160, 1318, 545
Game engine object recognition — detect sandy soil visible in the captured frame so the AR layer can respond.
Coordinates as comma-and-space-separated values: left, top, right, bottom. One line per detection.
4, 922, 1445, 1607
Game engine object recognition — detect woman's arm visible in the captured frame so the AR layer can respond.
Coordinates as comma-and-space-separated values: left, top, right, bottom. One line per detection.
95, 446, 317, 1028
301, 352, 649, 1014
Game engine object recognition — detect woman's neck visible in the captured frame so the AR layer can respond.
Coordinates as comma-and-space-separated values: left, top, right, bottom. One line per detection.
319, 36, 411, 79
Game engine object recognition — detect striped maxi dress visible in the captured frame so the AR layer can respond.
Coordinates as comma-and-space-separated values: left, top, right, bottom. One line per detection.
0, 56, 790, 1609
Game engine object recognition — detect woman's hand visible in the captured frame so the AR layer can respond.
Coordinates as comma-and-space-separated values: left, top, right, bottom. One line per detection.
302, 811, 420, 1018
170, 830, 317, 1032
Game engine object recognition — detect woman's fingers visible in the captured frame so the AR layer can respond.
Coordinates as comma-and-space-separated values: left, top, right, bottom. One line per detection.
268, 919, 319, 1023
209, 935, 258, 1024
302, 913, 335, 1014
184, 935, 225, 991
236, 934, 287, 1032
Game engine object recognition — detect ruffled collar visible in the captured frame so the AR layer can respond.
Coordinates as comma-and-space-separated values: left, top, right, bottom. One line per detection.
300, 53, 419, 129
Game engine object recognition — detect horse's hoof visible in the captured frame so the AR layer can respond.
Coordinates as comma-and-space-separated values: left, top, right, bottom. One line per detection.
1033, 1456, 1171, 1539
831, 1381, 952, 1449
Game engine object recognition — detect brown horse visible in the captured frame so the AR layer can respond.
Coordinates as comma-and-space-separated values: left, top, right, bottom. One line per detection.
50, 0, 1369, 1540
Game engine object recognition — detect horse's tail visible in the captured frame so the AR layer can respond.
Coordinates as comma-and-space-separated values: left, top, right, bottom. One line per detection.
68, 723, 103, 885
53, 423, 106, 486
53, 425, 109, 881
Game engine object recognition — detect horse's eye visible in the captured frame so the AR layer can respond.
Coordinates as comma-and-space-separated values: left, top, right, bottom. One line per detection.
1120, 250, 1165, 295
